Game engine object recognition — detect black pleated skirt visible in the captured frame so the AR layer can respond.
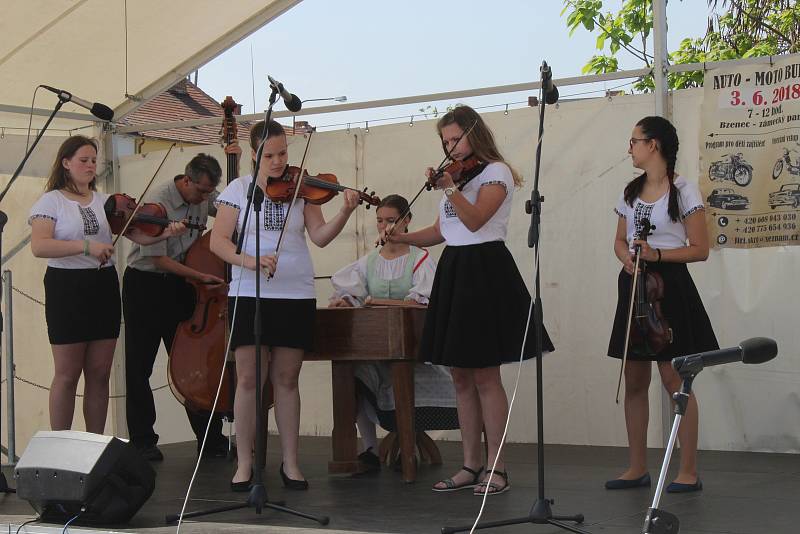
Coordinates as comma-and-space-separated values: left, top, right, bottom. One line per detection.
44, 266, 121, 345
421, 241, 554, 368
608, 262, 719, 362
227, 297, 315, 352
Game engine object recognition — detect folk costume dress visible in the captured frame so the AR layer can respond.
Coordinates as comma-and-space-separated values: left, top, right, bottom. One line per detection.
421, 162, 554, 369
29, 190, 120, 344
608, 175, 719, 362
216, 174, 316, 351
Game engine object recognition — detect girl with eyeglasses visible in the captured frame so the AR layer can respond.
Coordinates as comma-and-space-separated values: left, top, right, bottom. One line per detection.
606, 116, 718, 494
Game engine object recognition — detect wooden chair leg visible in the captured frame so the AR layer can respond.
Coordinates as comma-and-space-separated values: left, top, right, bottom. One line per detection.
379, 432, 397, 466
416, 431, 441, 465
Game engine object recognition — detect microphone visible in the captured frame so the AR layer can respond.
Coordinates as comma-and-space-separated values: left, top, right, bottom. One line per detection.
39, 85, 114, 121
267, 76, 302, 112
672, 337, 777, 375
540, 62, 559, 105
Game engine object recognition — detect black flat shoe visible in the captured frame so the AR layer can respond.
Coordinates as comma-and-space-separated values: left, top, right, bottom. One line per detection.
280, 462, 309, 491
605, 472, 651, 490
358, 448, 381, 473
135, 444, 164, 462
230, 477, 251, 492
666, 478, 702, 493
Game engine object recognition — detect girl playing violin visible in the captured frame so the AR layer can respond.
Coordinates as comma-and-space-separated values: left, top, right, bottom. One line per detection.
382, 105, 554, 496
28, 135, 185, 435
210, 119, 360, 491
606, 116, 718, 493
329, 194, 457, 472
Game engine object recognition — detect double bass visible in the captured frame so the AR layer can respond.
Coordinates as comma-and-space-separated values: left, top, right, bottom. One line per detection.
167, 96, 272, 416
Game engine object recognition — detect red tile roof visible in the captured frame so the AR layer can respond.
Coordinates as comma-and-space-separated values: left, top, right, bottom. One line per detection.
122, 79, 295, 144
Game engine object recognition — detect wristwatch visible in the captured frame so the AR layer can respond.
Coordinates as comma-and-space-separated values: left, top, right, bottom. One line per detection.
444, 187, 456, 197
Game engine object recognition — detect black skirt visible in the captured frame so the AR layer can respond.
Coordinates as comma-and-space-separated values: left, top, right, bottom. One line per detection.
421, 241, 554, 368
608, 262, 719, 362
44, 266, 121, 345
227, 297, 315, 352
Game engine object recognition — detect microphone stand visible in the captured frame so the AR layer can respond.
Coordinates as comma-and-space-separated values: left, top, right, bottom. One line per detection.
166, 87, 328, 526
0, 95, 69, 494
442, 61, 588, 534
640, 370, 693, 534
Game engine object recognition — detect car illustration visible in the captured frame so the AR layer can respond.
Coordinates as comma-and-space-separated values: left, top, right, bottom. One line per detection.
768, 183, 800, 209
706, 188, 750, 210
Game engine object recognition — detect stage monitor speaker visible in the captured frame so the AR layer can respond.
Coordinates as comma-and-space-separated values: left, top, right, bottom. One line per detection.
14, 430, 156, 525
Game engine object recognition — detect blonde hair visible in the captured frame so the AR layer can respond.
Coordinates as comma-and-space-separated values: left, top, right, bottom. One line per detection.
436, 105, 523, 187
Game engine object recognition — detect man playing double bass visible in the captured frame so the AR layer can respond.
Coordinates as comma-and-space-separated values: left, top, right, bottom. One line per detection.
123, 148, 240, 461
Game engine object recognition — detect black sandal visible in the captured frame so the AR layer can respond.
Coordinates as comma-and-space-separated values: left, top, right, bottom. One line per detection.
474, 469, 510, 496
432, 465, 484, 492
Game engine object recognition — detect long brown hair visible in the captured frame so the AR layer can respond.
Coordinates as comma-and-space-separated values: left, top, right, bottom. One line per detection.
623, 116, 681, 222
45, 135, 98, 193
436, 105, 523, 187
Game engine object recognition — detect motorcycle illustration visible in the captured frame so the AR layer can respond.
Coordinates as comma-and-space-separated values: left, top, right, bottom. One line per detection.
708, 153, 753, 187
772, 145, 800, 180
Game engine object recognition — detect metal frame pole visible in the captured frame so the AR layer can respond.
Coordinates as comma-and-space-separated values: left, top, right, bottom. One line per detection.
2, 270, 15, 465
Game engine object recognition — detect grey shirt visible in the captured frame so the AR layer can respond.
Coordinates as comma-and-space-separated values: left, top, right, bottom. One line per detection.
126, 177, 218, 272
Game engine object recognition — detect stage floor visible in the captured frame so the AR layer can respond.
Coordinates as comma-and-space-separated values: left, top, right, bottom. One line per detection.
1, 436, 797, 533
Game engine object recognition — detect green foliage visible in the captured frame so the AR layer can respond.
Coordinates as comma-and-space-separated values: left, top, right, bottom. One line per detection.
562, 0, 799, 91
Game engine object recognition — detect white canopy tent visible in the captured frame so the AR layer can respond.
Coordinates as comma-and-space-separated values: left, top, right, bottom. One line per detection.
0, 0, 301, 129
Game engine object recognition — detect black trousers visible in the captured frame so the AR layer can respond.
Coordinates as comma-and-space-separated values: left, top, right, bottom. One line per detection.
122, 267, 225, 449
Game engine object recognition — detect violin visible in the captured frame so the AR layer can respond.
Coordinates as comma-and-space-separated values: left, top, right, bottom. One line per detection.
614, 217, 673, 402
266, 165, 381, 207
104, 192, 206, 236
629, 219, 673, 356
425, 155, 486, 191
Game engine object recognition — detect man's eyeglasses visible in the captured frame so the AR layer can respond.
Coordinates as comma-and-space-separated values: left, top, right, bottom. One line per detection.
191, 180, 216, 195
629, 137, 651, 148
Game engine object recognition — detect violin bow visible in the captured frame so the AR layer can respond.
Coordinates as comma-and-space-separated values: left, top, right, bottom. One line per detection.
379, 119, 479, 246
614, 242, 643, 404
110, 143, 177, 248
266, 130, 314, 278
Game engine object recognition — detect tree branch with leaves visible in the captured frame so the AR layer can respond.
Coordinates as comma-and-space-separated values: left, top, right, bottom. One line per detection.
562, 0, 800, 92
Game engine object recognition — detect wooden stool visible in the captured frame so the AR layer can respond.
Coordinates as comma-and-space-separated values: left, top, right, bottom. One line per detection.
379, 431, 442, 466
379, 428, 490, 469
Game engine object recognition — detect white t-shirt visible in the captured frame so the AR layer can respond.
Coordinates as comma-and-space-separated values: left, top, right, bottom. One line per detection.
438, 162, 515, 245
614, 175, 705, 250
215, 175, 314, 299
28, 190, 114, 269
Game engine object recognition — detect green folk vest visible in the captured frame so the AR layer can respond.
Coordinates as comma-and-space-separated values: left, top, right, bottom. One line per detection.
365, 247, 425, 300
